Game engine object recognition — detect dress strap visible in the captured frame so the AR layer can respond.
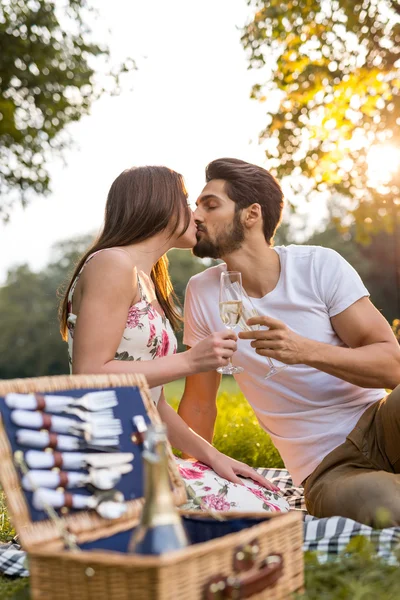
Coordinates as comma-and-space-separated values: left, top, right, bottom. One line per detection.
136, 273, 148, 302
68, 247, 147, 308
68, 250, 104, 303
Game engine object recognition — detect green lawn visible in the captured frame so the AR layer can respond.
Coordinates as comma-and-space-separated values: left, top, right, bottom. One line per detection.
165, 376, 284, 468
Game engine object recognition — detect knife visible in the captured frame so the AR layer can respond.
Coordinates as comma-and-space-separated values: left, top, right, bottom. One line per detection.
16, 430, 120, 451
24, 450, 134, 470
32, 488, 127, 519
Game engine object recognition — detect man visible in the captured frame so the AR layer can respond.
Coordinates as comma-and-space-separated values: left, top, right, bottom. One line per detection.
178, 157, 400, 527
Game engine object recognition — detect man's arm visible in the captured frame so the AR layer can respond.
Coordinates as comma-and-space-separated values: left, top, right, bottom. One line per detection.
239, 297, 400, 390
177, 359, 221, 445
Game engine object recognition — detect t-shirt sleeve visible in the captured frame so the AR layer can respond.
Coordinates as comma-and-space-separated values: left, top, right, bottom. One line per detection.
183, 279, 211, 347
313, 247, 370, 317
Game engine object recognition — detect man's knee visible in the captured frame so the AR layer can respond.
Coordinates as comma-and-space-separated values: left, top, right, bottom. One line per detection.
305, 470, 400, 527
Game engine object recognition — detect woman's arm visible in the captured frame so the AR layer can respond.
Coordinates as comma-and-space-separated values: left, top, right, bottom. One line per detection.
71, 251, 237, 386
157, 393, 278, 490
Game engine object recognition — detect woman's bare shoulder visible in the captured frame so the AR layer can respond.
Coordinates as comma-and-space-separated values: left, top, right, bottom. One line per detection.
79, 248, 137, 293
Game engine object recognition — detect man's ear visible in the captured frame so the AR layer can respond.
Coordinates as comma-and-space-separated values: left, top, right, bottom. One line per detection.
243, 203, 262, 229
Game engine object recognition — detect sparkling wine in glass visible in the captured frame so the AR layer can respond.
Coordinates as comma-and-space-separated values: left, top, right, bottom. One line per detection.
239, 287, 288, 380
217, 272, 244, 375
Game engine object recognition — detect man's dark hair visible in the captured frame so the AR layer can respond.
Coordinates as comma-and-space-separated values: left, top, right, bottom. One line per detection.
205, 158, 284, 244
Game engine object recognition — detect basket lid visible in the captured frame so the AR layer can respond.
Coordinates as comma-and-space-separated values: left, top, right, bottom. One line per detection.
0, 374, 186, 551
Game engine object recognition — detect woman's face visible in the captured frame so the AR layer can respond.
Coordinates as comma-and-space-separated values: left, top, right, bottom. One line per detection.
172, 208, 198, 249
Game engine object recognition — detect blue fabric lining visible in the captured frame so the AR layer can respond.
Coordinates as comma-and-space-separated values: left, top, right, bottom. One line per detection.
0, 386, 150, 522
79, 516, 267, 552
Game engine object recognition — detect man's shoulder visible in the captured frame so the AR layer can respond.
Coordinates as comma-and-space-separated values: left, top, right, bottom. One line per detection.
187, 263, 225, 289
278, 244, 340, 263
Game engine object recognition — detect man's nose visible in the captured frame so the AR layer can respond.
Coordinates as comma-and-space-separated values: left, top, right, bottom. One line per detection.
193, 207, 203, 223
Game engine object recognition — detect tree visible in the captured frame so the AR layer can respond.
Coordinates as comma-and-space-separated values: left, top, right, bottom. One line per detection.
0, 233, 93, 379
242, 0, 400, 240
0, 264, 68, 378
0, 0, 135, 220
167, 249, 207, 306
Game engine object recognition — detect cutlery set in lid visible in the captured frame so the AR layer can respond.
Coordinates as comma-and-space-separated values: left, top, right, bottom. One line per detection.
3, 389, 147, 521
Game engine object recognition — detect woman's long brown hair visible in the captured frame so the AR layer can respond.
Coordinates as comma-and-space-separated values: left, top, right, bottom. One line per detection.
59, 166, 191, 340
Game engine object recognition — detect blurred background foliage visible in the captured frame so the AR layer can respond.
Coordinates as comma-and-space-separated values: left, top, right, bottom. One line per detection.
0, 0, 135, 221
242, 0, 400, 241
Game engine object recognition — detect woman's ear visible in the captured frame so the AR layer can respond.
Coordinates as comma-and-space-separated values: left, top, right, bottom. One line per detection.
244, 203, 262, 229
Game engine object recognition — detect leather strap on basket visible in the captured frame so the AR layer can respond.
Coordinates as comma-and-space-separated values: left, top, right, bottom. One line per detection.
205, 554, 283, 599
233, 539, 260, 572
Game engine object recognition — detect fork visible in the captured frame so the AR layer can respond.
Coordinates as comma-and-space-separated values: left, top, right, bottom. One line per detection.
6, 390, 118, 412
61, 407, 115, 422
11, 410, 122, 440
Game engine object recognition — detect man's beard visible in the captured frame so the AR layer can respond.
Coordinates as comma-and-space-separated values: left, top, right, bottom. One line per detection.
193, 212, 245, 259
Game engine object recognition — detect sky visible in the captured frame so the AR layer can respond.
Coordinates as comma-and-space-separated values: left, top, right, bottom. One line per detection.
0, 0, 326, 283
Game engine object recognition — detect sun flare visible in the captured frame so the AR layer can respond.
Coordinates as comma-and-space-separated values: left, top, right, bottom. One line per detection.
366, 144, 400, 187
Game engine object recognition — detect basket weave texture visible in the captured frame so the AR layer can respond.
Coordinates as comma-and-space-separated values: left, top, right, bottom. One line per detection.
0, 374, 304, 599
29, 510, 303, 600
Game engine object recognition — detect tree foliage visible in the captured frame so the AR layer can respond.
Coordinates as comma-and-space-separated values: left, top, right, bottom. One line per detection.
0, 233, 92, 379
0, 0, 135, 219
242, 0, 400, 240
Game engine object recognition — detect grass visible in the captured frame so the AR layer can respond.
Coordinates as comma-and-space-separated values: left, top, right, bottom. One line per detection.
165, 376, 284, 468
1, 378, 399, 598
296, 537, 400, 599
0, 494, 29, 599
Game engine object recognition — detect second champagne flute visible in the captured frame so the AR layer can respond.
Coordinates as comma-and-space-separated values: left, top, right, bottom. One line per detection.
239, 288, 288, 379
217, 271, 244, 375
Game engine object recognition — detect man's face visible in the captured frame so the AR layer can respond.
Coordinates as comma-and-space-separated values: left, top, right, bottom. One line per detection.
193, 179, 245, 259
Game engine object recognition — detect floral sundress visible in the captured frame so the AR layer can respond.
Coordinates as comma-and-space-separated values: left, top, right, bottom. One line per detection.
67, 250, 289, 514
67, 250, 177, 405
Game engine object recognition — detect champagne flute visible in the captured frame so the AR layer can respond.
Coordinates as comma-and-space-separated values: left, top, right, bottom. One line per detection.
217, 271, 244, 375
239, 287, 288, 379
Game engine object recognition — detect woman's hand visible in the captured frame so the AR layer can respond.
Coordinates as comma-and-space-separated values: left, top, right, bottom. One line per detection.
208, 450, 280, 492
186, 331, 238, 374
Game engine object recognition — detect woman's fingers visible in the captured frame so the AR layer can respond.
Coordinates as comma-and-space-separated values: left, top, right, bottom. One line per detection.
234, 465, 280, 492
215, 467, 244, 485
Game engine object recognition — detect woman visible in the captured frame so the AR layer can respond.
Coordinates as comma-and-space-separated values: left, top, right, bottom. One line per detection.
60, 165, 289, 513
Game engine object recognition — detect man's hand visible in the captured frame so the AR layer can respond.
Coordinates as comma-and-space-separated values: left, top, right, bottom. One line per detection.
238, 316, 313, 365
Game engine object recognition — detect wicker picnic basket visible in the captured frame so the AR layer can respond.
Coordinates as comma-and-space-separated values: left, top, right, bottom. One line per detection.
0, 374, 304, 600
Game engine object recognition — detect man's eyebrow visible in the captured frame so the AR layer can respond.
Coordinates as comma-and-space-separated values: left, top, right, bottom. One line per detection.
195, 194, 222, 207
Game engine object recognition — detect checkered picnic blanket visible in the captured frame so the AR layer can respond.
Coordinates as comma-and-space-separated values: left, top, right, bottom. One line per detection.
261, 468, 400, 564
1, 468, 399, 578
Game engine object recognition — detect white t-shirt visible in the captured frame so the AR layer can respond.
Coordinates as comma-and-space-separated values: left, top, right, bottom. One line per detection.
183, 245, 386, 486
